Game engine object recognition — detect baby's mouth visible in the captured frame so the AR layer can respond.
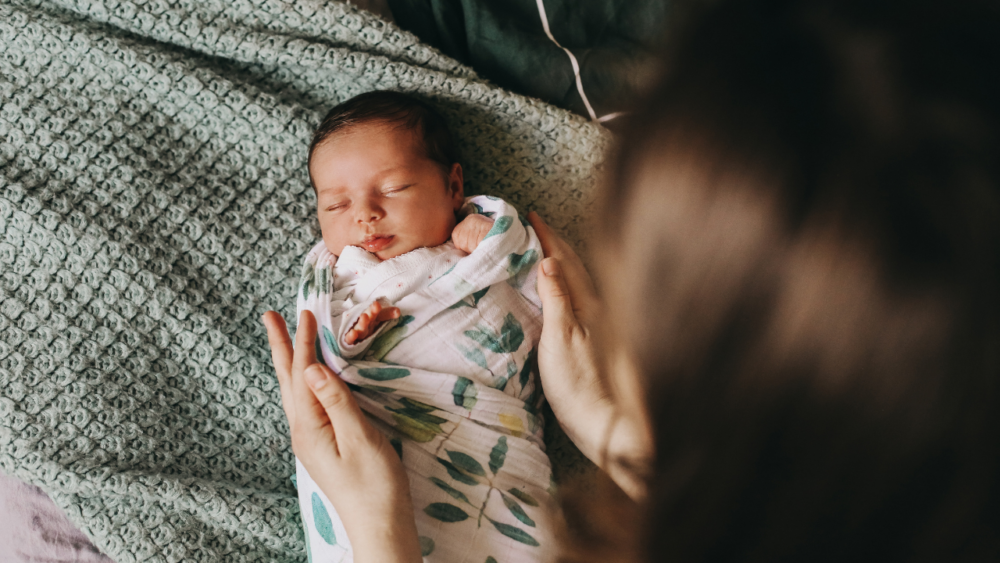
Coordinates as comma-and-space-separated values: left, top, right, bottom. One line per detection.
362, 235, 394, 253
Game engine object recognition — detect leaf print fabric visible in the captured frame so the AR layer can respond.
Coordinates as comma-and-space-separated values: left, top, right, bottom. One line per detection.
489, 437, 508, 475
295, 196, 552, 562
311, 492, 337, 545
452, 377, 479, 410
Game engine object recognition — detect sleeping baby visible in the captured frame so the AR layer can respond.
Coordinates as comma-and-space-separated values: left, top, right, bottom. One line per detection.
294, 91, 553, 563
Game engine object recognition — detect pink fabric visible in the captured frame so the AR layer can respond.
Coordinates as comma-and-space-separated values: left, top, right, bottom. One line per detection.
0, 473, 113, 563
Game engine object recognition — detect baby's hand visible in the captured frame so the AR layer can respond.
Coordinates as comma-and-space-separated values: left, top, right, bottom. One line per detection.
346, 301, 401, 345
452, 214, 495, 254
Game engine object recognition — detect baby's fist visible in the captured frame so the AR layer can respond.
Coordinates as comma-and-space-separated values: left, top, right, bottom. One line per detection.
452, 214, 495, 254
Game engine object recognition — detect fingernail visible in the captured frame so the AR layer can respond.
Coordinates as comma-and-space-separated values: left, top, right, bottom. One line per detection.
542, 258, 559, 276
305, 365, 328, 390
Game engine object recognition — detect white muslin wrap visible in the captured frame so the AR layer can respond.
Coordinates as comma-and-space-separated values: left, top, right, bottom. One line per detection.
294, 195, 554, 563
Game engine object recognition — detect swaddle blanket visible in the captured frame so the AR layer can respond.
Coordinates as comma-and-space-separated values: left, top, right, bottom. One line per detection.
296, 195, 552, 562
0, 0, 610, 561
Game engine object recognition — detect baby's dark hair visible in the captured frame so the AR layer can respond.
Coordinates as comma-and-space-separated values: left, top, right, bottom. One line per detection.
308, 90, 458, 183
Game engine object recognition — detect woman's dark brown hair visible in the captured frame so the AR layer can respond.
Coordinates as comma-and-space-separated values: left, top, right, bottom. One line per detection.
582, 0, 1000, 561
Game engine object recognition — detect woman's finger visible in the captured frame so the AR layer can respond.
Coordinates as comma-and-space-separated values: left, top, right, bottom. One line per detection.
291, 311, 328, 431
262, 311, 293, 380
305, 363, 377, 451
528, 212, 602, 315
293, 310, 320, 375
262, 311, 299, 428
536, 257, 580, 338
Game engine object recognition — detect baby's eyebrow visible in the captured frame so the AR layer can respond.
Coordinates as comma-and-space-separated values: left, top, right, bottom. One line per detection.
372, 165, 409, 179
315, 186, 351, 202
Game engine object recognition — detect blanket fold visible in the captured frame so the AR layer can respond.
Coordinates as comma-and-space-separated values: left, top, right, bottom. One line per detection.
0, 0, 608, 561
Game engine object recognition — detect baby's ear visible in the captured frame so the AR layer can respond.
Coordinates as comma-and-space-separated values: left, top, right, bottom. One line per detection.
448, 163, 464, 209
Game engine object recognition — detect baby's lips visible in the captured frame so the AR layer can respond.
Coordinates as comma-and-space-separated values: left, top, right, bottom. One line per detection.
362, 234, 394, 253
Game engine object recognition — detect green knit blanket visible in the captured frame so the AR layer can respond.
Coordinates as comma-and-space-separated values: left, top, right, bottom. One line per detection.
0, 0, 608, 561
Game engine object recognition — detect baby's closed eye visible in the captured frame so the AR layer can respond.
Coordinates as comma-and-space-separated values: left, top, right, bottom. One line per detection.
381, 184, 412, 195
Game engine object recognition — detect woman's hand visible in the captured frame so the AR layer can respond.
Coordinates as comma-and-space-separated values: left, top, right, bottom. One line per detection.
262, 310, 422, 563
528, 212, 652, 501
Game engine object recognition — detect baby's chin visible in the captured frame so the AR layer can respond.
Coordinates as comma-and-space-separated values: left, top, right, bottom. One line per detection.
372, 237, 455, 261
373, 241, 425, 261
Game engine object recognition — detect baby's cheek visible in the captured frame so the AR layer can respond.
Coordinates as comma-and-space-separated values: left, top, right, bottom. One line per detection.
320, 224, 349, 256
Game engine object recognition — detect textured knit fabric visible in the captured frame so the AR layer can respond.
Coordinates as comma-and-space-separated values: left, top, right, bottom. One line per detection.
297, 195, 552, 562
0, 0, 608, 562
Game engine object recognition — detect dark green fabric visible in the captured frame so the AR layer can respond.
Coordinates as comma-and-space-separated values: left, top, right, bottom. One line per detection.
387, 0, 670, 119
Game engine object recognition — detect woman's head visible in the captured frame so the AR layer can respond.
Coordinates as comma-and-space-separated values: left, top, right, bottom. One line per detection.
595, 0, 1000, 560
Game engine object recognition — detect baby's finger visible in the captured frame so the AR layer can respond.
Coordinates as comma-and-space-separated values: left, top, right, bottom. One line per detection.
477, 217, 494, 239
355, 312, 371, 334
375, 307, 401, 323
305, 364, 378, 452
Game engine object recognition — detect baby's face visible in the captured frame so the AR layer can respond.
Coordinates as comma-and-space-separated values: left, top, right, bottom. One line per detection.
309, 121, 464, 261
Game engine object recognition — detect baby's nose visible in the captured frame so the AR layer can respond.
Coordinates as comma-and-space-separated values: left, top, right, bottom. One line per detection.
356, 200, 385, 223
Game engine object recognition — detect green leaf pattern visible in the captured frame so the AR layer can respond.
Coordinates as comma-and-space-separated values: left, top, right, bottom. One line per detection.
300, 261, 314, 300
501, 492, 536, 527
388, 398, 446, 443
456, 342, 489, 371
357, 367, 410, 381
507, 249, 538, 289
419, 536, 436, 556
464, 313, 524, 355
519, 349, 535, 389
311, 492, 337, 546
368, 315, 415, 360
507, 488, 540, 507
446, 450, 486, 476
452, 377, 479, 410
483, 216, 513, 240
321, 325, 341, 358
430, 477, 471, 504
424, 502, 469, 523
489, 436, 507, 475
488, 518, 539, 546
437, 458, 481, 486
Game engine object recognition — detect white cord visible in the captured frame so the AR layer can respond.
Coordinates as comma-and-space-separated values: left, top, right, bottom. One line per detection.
534, 0, 600, 122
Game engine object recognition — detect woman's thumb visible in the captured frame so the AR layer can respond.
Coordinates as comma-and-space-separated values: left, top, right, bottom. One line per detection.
538, 257, 575, 328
